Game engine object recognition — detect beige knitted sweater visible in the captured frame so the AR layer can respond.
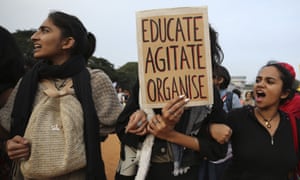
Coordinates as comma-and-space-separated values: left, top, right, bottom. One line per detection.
0, 68, 122, 135
0, 68, 123, 180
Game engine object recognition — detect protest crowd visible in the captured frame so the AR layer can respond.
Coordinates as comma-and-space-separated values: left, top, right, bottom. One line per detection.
1, 7, 300, 180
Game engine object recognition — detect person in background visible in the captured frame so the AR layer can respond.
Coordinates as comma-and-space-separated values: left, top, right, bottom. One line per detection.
0, 11, 122, 179
117, 86, 126, 105
277, 62, 300, 179
243, 90, 255, 106
277, 62, 300, 119
115, 25, 229, 180
121, 89, 131, 105
202, 65, 242, 180
232, 88, 243, 105
0, 26, 25, 108
0, 26, 25, 180
213, 65, 243, 113
212, 62, 298, 180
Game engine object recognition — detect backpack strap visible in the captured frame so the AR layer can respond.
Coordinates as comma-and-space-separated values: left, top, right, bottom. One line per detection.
42, 79, 74, 97
290, 114, 298, 152
288, 113, 300, 179
222, 91, 233, 112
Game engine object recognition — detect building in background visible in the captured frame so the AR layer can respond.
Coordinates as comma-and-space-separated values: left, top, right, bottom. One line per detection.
229, 76, 247, 90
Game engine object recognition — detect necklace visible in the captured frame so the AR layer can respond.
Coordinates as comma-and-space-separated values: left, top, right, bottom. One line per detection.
53, 79, 67, 90
256, 108, 278, 129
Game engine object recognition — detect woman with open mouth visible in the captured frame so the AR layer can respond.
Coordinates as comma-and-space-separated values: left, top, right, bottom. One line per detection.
211, 61, 298, 180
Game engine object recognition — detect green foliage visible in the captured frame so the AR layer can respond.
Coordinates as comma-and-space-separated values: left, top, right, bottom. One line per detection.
88, 57, 138, 91
13, 29, 35, 56
116, 62, 138, 91
12, 29, 37, 69
88, 56, 118, 82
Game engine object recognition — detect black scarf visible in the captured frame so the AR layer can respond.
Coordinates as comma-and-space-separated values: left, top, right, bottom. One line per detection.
0, 83, 14, 95
11, 55, 106, 179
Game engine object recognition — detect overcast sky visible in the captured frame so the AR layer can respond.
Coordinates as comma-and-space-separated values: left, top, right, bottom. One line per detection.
1, 0, 299, 83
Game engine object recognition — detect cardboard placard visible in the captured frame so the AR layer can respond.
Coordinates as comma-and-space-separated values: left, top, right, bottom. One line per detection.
136, 7, 213, 108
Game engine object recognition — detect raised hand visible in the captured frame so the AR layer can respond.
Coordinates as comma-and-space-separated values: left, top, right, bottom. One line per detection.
125, 110, 148, 136
161, 95, 190, 126
147, 115, 173, 140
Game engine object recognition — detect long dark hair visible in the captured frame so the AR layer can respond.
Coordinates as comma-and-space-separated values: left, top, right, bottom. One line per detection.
48, 11, 96, 62
209, 24, 224, 70
214, 65, 231, 89
263, 62, 294, 104
0, 26, 25, 85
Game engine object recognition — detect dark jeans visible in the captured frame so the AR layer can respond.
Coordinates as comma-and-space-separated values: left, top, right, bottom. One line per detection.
115, 173, 135, 180
0, 149, 11, 180
116, 162, 200, 180
198, 159, 232, 180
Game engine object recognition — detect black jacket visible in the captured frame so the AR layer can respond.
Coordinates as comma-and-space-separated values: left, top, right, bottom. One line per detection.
116, 81, 228, 166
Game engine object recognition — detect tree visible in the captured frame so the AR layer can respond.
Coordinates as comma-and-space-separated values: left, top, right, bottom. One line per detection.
116, 62, 138, 92
13, 29, 35, 56
12, 29, 36, 70
88, 56, 118, 82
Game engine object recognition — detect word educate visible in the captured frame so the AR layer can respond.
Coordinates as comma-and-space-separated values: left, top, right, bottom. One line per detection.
142, 16, 203, 43
142, 16, 204, 73
141, 15, 208, 102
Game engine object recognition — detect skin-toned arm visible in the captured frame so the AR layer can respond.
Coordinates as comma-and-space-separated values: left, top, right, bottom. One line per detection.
160, 95, 189, 126
147, 93, 231, 152
148, 87, 229, 160
147, 95, 199, 151
147, 114, 200, 151
147, 95, 200, 151
125, 95, 190, 136
209, 123, 232, 144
